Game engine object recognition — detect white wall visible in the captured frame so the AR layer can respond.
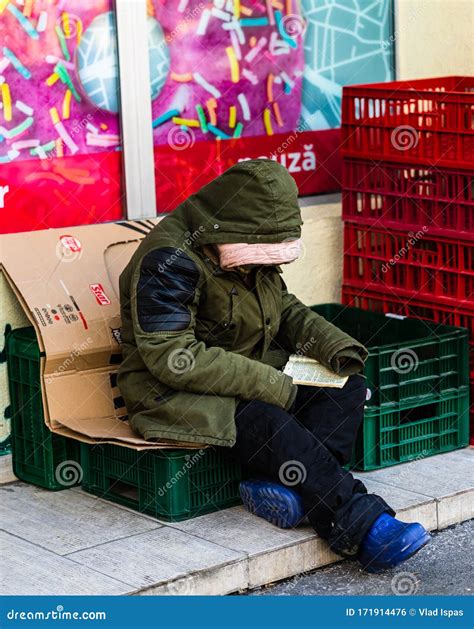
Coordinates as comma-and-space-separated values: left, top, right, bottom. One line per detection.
283, 194, 343, 306
395, 0, 474, 79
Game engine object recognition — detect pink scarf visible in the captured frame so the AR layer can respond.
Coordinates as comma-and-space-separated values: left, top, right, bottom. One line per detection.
216, 239, 302, 270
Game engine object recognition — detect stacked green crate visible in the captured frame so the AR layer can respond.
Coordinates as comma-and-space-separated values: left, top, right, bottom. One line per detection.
81, 443, 242, 522
312, 304, 470, 470
7, 327, 81, 490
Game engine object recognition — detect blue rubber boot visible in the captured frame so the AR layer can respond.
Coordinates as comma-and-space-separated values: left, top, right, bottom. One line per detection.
239, 480, 305, 529
358, 512, 431, 573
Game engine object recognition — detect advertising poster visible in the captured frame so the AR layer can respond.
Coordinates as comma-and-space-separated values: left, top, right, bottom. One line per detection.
0, 0, 393, 231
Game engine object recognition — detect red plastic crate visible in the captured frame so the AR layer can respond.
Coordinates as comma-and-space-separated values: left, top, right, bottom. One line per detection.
342, 158, 474, 239
341, 76, 474, 169
342, 284, 473, 337
343, 222, 474, 306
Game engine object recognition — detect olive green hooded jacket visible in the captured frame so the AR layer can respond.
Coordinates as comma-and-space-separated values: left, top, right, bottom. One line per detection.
118, 159, 368, 447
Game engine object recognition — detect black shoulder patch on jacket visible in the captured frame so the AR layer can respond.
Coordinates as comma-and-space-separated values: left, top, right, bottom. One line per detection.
137, 247, 200, 332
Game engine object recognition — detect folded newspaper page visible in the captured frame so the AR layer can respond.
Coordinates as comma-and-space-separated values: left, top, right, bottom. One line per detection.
283, 355, 348, 388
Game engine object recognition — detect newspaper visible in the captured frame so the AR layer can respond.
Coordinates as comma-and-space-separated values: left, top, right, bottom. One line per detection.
283, 354, 348, 388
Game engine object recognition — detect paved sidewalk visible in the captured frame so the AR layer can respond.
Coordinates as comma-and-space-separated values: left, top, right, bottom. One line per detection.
1, 448, 472, 596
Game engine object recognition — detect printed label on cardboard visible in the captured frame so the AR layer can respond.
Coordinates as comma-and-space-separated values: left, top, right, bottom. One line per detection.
110, 327, 123, 345
89, 283, 111, 306
60, 235, 82, 252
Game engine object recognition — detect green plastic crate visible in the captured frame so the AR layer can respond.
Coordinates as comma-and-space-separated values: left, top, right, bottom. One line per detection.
311, 304, 469, 407
350, 387, 470, 471
81, 443, 243, 521
6, 327, 81, 490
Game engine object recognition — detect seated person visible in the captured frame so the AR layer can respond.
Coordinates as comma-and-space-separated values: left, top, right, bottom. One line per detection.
118, 159, 430, 572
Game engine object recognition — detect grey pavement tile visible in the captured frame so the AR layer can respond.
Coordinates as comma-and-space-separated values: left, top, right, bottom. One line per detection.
0, 483, 161, 555
0, 454, 16, 485
170, 505, 317, 555
354, 449, 473, 499
0, 531, 131, 595
66, 526, 246, 591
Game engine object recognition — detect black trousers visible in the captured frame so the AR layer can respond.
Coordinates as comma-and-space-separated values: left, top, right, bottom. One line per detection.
231, 375, 394, 557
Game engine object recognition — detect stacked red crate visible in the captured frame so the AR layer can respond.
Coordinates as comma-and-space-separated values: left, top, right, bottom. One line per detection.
340, 76, 474, 442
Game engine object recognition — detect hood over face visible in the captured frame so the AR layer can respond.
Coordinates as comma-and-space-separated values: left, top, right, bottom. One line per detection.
179, 159, 302, 248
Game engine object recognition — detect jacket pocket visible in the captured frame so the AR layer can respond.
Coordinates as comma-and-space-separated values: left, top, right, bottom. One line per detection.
227, 286, 238, 327
197, 286, 239, 349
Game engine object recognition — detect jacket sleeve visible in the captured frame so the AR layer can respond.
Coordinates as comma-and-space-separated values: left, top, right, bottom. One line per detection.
275, 284, 368, 376
130, 247, 297, 409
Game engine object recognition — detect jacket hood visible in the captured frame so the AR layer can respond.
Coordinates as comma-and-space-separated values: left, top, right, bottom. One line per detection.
180, 159, 302, 247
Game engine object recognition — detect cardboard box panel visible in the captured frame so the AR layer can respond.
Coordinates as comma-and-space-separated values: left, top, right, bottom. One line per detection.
1, 220, 204, 450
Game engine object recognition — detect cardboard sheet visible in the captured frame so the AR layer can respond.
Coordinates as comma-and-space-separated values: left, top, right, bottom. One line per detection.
1, 220, 201, 450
